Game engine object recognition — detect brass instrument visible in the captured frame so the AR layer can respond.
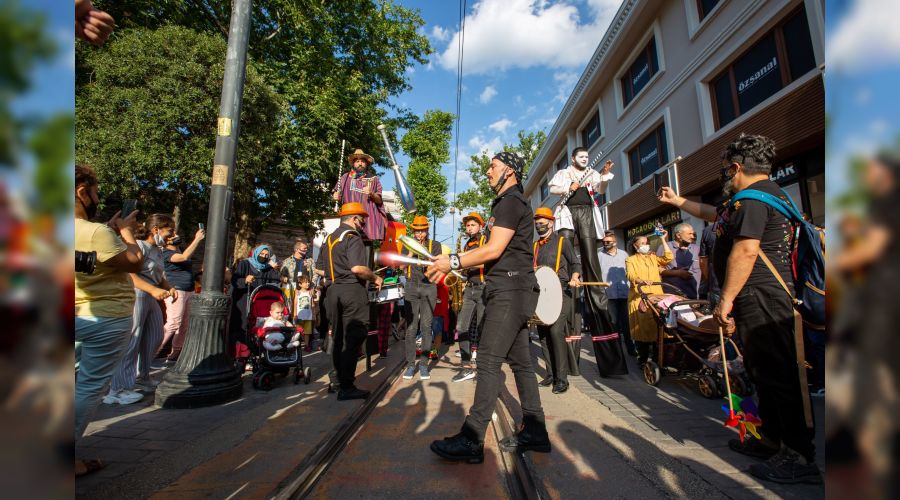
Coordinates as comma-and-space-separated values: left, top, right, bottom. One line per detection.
449, 231, 465, 312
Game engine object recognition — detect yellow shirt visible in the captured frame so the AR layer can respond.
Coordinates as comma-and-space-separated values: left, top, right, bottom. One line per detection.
75, 219, 136, 318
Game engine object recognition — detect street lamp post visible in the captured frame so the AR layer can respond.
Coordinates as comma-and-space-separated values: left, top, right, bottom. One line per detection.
156, 0, 252, 408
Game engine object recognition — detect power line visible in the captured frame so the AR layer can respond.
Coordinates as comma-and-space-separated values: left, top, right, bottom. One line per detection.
451, 0, 467, 239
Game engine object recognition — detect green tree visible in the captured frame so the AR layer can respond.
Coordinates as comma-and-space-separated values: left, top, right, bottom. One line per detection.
76, 26, 285, 261
454, 129, 547, 215
398, 110, 454, 225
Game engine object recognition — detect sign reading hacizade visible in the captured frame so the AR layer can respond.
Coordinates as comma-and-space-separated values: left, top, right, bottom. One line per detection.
626, 209, 682, 239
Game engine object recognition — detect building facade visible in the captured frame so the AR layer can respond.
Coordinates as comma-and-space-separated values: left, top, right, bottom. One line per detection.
523, 0, 825, 247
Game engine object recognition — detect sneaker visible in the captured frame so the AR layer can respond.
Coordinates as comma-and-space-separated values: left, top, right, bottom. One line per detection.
749, 448, 823, 484
454, 350, 461, 358
150, 359, 167, 370
472, 350, 477, 360
102, 389, 144, 405
419, 363, 431, 380
403, 364, 416, 380
729, 437, 779, 460
452, 368, 475, 383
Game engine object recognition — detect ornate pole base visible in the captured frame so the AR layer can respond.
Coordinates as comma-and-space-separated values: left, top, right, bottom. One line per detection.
155, 292, 242, 408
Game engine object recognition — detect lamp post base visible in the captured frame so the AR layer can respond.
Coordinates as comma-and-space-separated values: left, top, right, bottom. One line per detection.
155, 292, 242, 409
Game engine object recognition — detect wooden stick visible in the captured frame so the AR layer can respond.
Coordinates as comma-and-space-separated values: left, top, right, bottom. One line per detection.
719, 325, 734, 415
576, 281, 610, 287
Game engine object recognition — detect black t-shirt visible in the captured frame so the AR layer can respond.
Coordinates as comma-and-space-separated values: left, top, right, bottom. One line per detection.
402, 239, 441, 285
533, 232, 580, 285
485, 186, 534, 283
712, 179, 793, 290
162, 248, 194, 291
463, 234, 486, 284
323, 223, 368, 285
565, 186, 592, 206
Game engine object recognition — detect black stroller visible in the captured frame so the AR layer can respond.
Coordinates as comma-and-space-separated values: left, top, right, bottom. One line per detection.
246, 283, 312, 390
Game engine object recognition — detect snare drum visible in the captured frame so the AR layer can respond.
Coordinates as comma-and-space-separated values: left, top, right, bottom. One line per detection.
368, 282, 405, 304
530, 266, 562, 326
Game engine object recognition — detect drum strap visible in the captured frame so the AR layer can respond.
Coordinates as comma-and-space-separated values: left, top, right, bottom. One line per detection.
533, 236, 565, 272
327, 230, 357, 281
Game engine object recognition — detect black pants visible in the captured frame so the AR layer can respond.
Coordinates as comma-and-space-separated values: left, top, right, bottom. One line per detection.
464, 277, 543, 438
325, 283, 369, 389
455, 284, 485, 363
539, 289, 571, 382
404, 281, 436, 364
734, 283, 815, 462
561, 206, 627, 376
317, 285, 330, 342
608, 298, 634, 353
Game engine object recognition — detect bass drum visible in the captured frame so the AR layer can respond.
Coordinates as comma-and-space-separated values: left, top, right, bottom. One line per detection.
531, 266, 563, 326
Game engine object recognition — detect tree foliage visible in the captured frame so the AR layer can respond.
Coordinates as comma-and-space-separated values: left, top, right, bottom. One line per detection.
399, 110, 454, 225
77, 0, 432, 259
454, 129, 547, 216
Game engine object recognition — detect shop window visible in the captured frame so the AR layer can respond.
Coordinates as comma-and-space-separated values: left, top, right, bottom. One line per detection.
697, 0, 721, 21
621, 38, 659, 107
710, 7, 816, 129
628, 124, 669, 184
540, 179, 550, 201
581, 112, 602, 148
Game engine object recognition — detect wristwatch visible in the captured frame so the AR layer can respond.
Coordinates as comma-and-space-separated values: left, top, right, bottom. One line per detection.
449, 253, 461, 270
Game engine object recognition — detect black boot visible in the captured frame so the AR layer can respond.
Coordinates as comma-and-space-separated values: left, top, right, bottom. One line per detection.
552, 379, 569, 394
538, 376, 554, 387
337, 386, 370, 401
430, 424, 484, 464
499, 414, 551, 453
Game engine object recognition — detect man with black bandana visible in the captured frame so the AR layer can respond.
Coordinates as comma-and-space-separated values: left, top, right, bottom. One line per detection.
548, 147, 627, 377
427, 151, 549, 464
322, 202, 383, 401
533, 207, 581, 394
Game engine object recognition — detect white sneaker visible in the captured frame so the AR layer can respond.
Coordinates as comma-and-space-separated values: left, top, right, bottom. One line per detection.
103, 389, 144, 405
454, 351, 461, 358
472, 351, 477, 360
134, 378, 159, 392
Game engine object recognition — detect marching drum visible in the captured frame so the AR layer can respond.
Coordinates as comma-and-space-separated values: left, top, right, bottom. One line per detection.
531, 266, 562, 326
368, 282, 405, 304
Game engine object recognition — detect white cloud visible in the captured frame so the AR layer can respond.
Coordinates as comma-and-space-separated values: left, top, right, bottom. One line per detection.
468, 135, 504, 156
431, 25, 451, 42
553, 71, 580, 103
488, 118, 513, 134
828, 0, 900, 72
437, 0, 621, 75
479, 85, 498, 104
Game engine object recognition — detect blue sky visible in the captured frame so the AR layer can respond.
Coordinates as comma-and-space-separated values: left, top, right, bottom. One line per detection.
384, 0, 623, 245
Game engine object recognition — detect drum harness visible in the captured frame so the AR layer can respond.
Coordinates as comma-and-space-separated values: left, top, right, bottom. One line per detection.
326, 229, 360, 281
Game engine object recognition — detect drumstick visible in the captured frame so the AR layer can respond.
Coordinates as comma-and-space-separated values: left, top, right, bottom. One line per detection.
576, 281, 610, 286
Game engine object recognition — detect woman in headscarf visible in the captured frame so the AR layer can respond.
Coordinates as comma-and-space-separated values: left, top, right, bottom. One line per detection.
229, 244, 282, 362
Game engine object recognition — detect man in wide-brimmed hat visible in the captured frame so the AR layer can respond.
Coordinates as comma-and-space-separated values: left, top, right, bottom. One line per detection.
332, 148, 387, 240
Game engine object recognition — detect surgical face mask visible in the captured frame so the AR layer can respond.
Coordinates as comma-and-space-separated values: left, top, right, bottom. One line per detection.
535, 223, 551, 236
154, 233, 167, 247
637, 244, 650, 255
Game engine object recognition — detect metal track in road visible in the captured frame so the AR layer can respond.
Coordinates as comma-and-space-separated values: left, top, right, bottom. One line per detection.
492, 391, 548, 500
272, 357, 406, 500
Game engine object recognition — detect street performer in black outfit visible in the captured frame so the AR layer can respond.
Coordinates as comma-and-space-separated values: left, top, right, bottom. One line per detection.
322, 202, 383, 401
533, 207, 581, 394
427, 151, 549, 463
452, 211, 487, 384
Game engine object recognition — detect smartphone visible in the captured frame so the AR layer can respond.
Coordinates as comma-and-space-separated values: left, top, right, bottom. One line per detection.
653, 172, 669, 194
122, 199, 137, 218
198, 222, 205, 231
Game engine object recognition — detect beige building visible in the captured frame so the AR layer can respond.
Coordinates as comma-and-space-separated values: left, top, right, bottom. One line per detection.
523, 0, 825, 245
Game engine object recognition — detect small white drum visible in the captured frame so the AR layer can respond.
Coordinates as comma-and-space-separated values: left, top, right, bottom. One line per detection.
369, 283, 405, 304
532, 266, 563, 326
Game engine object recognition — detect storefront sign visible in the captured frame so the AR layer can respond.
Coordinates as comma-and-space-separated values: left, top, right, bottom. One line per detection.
770, 162, 798, 184
626, 209, 682, 239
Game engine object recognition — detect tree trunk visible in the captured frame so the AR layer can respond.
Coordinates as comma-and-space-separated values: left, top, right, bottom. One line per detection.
232, 209, 254, 268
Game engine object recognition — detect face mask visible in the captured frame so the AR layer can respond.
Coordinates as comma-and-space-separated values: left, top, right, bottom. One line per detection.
637, 245, 650, 255
257, 255, 269, 264
154, 233, 166, 247
80, 196, 98, 220
603, 241, 616, 249
535, 223, 551, 236
170, 236, 182, 246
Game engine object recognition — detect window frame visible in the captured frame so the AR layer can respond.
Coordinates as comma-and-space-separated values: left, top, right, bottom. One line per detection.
579, 109, 603, 149
627, 123, 669, 185
620, 37, 660, 108
709, 5, 815, 130
540, 178, 550, 201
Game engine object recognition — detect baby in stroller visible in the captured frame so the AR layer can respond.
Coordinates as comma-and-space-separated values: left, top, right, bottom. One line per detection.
260, 301, 301, 351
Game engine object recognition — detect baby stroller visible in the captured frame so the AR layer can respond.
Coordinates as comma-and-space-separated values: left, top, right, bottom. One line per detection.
637, 282, 753, 399
246, 283, 312, 390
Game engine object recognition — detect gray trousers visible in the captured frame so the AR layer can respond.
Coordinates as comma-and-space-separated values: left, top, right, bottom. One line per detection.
75, 315, 133, 440
455, 284, 485, 363
111, 291, 163, 392
405, 282, 436, 364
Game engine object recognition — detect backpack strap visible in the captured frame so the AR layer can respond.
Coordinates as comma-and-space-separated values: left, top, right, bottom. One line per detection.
731, 189, 803, 222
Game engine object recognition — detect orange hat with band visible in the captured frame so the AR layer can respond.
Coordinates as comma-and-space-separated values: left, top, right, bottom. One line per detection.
339, 202, 368, 217
410, 215, 430, 230
534, 207, 555, 221
462, 212, 484, 226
